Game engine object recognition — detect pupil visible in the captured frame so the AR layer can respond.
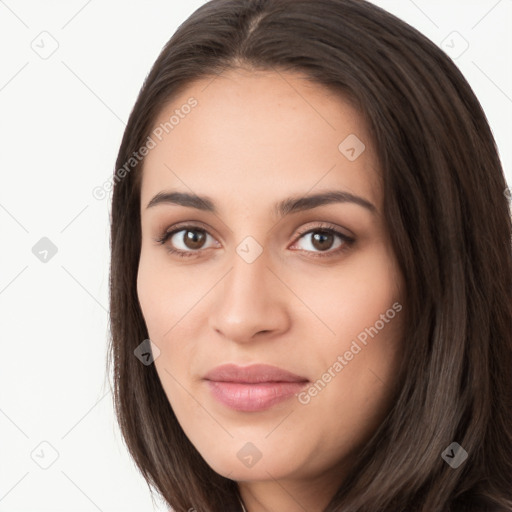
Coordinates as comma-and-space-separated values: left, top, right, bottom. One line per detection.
312, 231, 333, 251
185, 230, 205, 249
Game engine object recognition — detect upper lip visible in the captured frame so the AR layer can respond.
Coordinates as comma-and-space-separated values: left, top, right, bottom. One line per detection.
203, 364, 309, 383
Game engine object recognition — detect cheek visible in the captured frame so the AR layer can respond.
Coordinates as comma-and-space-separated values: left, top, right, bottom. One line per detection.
137, 258, 199, 400
136, 249, 209, 378
298, 245, 404, 419
136, 248, 191, 340
136, 258, 165, 338
299, 244, 402, 343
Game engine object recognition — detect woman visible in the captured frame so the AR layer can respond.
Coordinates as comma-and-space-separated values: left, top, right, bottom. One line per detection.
107, 0, 512, 510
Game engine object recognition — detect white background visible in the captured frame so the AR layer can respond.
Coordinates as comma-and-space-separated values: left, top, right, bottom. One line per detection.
0, 1, 510, 511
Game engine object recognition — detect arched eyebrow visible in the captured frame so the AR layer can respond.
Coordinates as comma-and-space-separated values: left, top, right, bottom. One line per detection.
145, 190, 377, 217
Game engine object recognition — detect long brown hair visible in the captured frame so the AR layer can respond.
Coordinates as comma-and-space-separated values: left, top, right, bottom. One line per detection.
107, 1, 512, 510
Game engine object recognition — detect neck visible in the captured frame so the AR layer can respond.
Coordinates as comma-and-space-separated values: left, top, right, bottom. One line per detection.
237, 466, 344, 512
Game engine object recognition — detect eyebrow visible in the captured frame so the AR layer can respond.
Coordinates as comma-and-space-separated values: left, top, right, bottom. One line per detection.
146, 189, 377, 217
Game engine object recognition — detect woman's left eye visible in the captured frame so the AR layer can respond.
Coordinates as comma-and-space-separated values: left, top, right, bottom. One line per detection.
154, 223, 355, 259
290, 226, 354, 257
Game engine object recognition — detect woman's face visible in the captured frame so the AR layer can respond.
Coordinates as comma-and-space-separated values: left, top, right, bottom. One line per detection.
137, 68, 404, 494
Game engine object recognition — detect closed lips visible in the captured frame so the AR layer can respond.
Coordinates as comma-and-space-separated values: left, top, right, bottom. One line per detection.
203, 363, 309, 383
203, 364, 310, 412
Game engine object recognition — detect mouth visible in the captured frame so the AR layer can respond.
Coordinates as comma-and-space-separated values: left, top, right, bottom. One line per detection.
203, 363, 309, 412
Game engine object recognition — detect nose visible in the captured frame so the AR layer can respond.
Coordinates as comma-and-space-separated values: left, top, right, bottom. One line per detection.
208, 246, 291, 344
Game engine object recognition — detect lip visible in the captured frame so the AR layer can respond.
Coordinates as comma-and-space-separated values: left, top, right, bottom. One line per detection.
203, 364, 309, 412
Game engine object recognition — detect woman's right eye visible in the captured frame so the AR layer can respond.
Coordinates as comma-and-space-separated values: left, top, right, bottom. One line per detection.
155, 226, 217, 258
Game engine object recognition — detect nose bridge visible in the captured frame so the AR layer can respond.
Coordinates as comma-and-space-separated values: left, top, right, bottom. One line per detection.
209, 239, 288, 341
223, 242, 271, 312
223, 220, 271, 296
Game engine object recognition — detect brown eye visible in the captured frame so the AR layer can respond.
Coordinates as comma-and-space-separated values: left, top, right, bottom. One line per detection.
295, 229, 343, 253
291, 226, 355, 259
155, 224, 220, 259
310, 231, 335, 251
179, 229, 206, 250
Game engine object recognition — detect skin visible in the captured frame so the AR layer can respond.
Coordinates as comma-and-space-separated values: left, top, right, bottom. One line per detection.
137, 67, 405, 512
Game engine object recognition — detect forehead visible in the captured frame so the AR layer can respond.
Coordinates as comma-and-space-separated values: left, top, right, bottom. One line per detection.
140, 68, 381, 213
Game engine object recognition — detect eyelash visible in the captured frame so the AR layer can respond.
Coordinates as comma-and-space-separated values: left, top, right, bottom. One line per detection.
153, 222, 355, 260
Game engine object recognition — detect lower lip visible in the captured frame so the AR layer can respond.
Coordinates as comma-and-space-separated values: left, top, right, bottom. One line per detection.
205, 380, 308, 412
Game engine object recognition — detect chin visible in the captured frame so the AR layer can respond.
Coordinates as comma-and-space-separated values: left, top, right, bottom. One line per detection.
198, 444, 304, 482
